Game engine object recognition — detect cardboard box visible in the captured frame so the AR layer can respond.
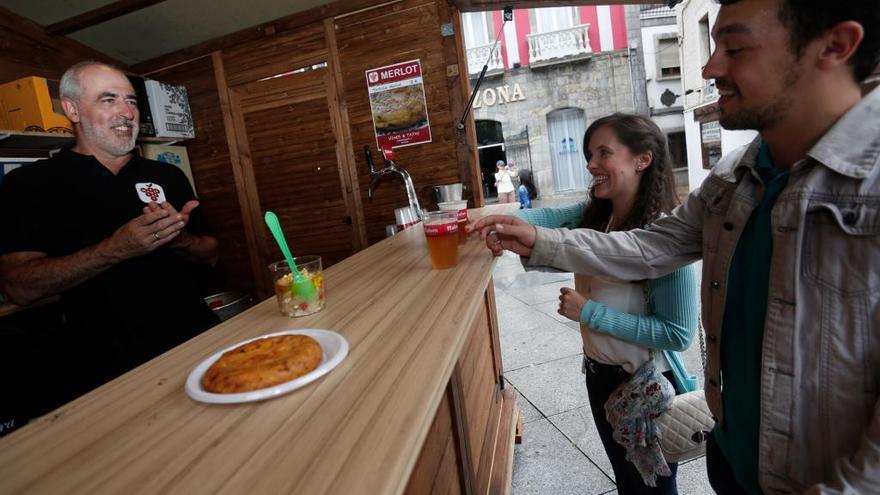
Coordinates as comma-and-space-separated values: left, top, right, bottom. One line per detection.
0, 77, 73, 134
126, 75, 156, 137
141, 144, 196, 194
145, 80, 195, 139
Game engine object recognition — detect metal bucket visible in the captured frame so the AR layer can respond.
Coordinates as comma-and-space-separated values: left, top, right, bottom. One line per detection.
433, 183, 463, 203
204, 292, 254, 322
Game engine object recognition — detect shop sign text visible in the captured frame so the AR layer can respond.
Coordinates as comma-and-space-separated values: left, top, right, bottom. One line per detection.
473, 84, 526, 108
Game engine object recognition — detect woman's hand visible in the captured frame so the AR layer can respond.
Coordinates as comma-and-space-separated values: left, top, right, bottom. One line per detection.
558, 287, 587, 322
467, 215, 536, 257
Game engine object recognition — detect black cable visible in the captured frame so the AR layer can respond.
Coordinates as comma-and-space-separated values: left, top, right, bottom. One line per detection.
457, 6, 513, 132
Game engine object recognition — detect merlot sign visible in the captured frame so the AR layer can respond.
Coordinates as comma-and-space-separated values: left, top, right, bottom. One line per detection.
365, 59, 432, 149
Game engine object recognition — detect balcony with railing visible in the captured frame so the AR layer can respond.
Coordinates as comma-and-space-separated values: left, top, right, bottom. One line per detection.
527, 24, 592, 68
466, 42, 505, 77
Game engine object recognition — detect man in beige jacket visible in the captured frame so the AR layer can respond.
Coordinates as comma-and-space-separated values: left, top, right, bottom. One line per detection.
471, 1, 879, 493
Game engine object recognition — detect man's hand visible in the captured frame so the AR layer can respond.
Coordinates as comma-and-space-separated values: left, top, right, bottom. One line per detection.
466, 215, 537, 257
144, 200, 218, 265
143, 200, 199, 250
558, 287, 587, 322
105, 205, 185, 260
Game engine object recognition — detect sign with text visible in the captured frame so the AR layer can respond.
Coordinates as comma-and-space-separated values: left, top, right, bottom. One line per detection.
366, 59, 432, 149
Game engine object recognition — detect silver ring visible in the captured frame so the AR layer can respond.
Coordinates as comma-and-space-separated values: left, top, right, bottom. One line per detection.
154, 232, 161, 241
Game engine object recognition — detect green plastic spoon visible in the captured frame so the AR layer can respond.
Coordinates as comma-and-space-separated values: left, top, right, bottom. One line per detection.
264, 211, 316, 301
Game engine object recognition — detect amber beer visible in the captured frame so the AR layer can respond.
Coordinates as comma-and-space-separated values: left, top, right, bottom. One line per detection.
424, 211, 459, 269
438, 200, 468, 244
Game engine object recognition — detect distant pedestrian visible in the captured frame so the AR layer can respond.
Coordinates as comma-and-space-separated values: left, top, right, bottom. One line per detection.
494, 160, 515, 203
517, 169, 537, 209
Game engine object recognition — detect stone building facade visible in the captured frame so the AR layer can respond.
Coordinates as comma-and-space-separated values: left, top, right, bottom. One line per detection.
472, 51, 637, 201
466, 6, 643, 201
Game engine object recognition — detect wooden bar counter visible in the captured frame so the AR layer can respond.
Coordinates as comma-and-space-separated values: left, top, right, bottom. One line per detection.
0, 204, 518, 495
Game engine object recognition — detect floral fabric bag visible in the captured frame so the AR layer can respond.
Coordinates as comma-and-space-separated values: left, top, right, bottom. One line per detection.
604, 353, 676, 487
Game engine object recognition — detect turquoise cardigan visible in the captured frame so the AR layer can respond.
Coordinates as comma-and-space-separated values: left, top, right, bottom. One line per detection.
512, 203, 699, 393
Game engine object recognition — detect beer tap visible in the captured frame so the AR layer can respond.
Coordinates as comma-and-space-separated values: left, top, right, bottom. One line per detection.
364, 145, 422, 217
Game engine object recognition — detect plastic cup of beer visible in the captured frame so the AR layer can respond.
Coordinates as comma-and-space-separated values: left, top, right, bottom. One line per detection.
438, 200, 468, 244
423, 211, 459, 269
268, 255, 326, 317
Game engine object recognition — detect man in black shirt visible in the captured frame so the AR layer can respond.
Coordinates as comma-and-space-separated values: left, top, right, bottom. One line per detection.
0, 61, 219, 396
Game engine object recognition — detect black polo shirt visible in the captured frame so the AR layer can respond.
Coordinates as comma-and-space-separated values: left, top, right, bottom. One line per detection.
0, 148, 218, 394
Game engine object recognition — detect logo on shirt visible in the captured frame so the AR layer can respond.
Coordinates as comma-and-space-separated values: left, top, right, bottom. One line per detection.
136, 183, 166, 203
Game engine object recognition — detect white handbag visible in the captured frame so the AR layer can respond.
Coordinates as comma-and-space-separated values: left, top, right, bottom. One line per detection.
654, 320, 715, 463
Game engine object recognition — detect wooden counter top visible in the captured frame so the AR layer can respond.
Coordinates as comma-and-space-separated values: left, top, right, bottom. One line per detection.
0, 204, 517, 495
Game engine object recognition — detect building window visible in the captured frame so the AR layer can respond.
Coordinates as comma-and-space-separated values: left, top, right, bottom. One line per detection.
547, 108, 589, 192
462, 11, 492, 47
699, 15, 711, 67
535, 6, 577, 32
657, 37, 681, 78
667, 131, 688, 168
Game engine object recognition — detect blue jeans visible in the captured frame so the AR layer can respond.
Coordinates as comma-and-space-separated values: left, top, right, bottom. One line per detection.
584, 355, 679, 495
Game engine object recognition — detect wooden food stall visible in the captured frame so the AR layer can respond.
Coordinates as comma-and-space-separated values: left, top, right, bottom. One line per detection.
0, 205, 518, 494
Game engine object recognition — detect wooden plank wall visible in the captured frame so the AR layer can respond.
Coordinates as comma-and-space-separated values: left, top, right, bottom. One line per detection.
0, 6, 122, 83
148, 56, 255, 296
131, 0, 478, 296
334, 0, 470, 244
0, 0, 480, 298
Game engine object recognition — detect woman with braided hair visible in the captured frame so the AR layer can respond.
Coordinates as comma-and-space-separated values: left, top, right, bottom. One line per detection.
510, 113, 698, 494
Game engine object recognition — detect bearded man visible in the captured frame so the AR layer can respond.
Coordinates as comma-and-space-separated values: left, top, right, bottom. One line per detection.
470, 0, 880, 492
0, 62, 219, 398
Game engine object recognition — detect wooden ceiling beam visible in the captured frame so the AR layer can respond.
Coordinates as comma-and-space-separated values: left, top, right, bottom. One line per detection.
45, 0, 169, 36
0, 5, 126, 76
132, 0, 399, 75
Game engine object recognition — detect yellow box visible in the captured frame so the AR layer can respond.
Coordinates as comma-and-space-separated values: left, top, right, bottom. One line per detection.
0, 76, 73, 134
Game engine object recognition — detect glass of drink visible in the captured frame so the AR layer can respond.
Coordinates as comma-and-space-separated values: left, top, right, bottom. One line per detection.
268, 255, 326, 317
438, 200, 468, 244
423, 211, 459, 269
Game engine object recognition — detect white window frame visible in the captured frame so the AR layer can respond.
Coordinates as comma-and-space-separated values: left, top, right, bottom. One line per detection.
655, 35, 681, 80
535, 6, 577, 33
462, 11, 493, 47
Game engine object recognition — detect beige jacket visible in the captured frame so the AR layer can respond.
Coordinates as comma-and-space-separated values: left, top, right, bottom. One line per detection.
527, 88, 880, 493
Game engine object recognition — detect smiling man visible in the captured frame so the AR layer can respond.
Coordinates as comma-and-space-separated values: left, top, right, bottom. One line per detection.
469, 0, 879, 492
0, 62, 219, 399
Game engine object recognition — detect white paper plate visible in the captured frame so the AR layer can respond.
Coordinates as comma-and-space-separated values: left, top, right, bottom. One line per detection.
186, 329, 349, 404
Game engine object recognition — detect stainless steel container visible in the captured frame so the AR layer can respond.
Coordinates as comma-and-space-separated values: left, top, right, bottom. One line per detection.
204, 292, 254, 322
433, 183, 463, 203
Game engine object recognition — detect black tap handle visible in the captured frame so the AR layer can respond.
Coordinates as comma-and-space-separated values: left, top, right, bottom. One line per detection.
364, 145, 375, 172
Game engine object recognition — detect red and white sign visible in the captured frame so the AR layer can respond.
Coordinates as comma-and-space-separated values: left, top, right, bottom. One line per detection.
424, 222, 458, 237
365, 59, 432, 149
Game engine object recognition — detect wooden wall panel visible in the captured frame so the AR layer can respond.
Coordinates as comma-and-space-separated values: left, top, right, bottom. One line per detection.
149, 56, 255, 296
404, 387, 464, 495
458, 303, 501, 480
0, 6, 122, 83
126, 0, 479, 296
334, 0, 466, 244
241, 96, 354, 268
222, 22, 328, 88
